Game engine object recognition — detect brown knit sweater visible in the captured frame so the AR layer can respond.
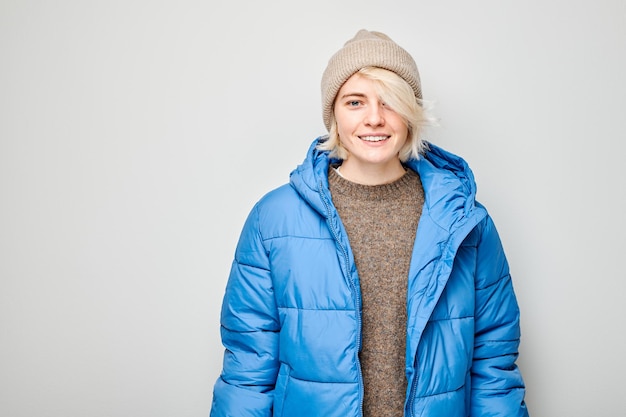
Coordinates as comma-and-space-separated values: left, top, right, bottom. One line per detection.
328, 167, 424, 417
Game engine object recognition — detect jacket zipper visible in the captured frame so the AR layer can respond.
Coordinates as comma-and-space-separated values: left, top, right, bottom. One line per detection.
318, 181, 364, 417
408, 353, 418, 417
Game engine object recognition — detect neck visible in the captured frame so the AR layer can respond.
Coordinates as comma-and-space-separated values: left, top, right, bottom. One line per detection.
338, 159, 406, 185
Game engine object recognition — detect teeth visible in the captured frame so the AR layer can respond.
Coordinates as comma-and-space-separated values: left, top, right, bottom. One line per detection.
360, 136, 388, 142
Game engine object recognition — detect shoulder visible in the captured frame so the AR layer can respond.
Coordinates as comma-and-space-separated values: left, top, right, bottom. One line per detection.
254, 183, 304, 216
246, 183, 325, 241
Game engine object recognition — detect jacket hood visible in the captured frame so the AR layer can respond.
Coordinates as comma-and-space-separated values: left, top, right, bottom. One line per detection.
289, 137, 479, 230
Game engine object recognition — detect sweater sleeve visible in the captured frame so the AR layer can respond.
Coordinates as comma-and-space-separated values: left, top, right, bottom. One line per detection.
470, 216, 529, 416
210, 204, 280, 417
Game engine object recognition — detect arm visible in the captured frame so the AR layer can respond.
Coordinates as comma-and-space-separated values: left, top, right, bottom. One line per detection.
210, 204, 280, 417
471, 216, 529, 416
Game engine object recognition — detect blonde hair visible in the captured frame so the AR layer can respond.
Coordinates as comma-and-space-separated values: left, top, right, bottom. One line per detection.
318, 66, 434, 162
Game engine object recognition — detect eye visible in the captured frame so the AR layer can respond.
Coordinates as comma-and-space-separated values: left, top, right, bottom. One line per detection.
347, 100, 361, 107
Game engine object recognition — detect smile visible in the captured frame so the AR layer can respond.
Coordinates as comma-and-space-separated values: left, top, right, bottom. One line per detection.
359, 135, 389, 142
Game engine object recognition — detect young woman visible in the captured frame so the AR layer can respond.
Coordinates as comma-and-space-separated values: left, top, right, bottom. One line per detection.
210, 29, 529, 417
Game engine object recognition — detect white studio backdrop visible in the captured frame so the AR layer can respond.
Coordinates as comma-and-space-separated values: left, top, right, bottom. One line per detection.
1, 1, 625, 416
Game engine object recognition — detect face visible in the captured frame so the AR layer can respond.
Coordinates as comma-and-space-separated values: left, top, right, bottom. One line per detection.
333, 72, 409, 183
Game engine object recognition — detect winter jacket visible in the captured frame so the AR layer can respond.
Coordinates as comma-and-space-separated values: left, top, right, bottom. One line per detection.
210, 137, 528, 417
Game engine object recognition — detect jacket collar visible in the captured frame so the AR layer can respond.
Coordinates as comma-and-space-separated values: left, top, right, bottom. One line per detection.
289, 137, 480, 233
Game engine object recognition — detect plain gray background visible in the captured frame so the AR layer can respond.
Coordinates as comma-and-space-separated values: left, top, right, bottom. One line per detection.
1, 0, 625, 416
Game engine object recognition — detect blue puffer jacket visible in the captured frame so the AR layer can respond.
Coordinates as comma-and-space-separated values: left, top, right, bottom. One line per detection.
210, 137, 528, 417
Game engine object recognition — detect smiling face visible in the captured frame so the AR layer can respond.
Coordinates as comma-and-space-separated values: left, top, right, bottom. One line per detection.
333, 72, 409, 184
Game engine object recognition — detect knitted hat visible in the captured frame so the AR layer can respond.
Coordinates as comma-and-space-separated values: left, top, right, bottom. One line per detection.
321, 29, 422, 131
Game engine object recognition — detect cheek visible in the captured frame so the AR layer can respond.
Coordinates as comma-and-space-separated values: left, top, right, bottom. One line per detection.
335, 120, 354, 139
392, 120, 410, 141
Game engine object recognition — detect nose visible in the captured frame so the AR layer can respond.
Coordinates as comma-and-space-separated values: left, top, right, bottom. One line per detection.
364, 102, 385, 126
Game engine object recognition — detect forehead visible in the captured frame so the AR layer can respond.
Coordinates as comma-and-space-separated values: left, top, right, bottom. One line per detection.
337, 72, 376, 96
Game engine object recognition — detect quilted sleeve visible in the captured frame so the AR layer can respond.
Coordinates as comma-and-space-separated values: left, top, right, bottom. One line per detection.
210, 203, 280, 417
471, 216, 529, 417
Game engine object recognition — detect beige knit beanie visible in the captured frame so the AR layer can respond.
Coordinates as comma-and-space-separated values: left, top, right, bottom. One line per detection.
321, 29, 422, 131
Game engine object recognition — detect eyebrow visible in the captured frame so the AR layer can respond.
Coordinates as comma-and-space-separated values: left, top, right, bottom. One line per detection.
338, 92, 367, 100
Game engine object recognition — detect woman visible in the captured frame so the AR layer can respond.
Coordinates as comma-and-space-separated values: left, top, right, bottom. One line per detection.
210, 29, 529, 417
